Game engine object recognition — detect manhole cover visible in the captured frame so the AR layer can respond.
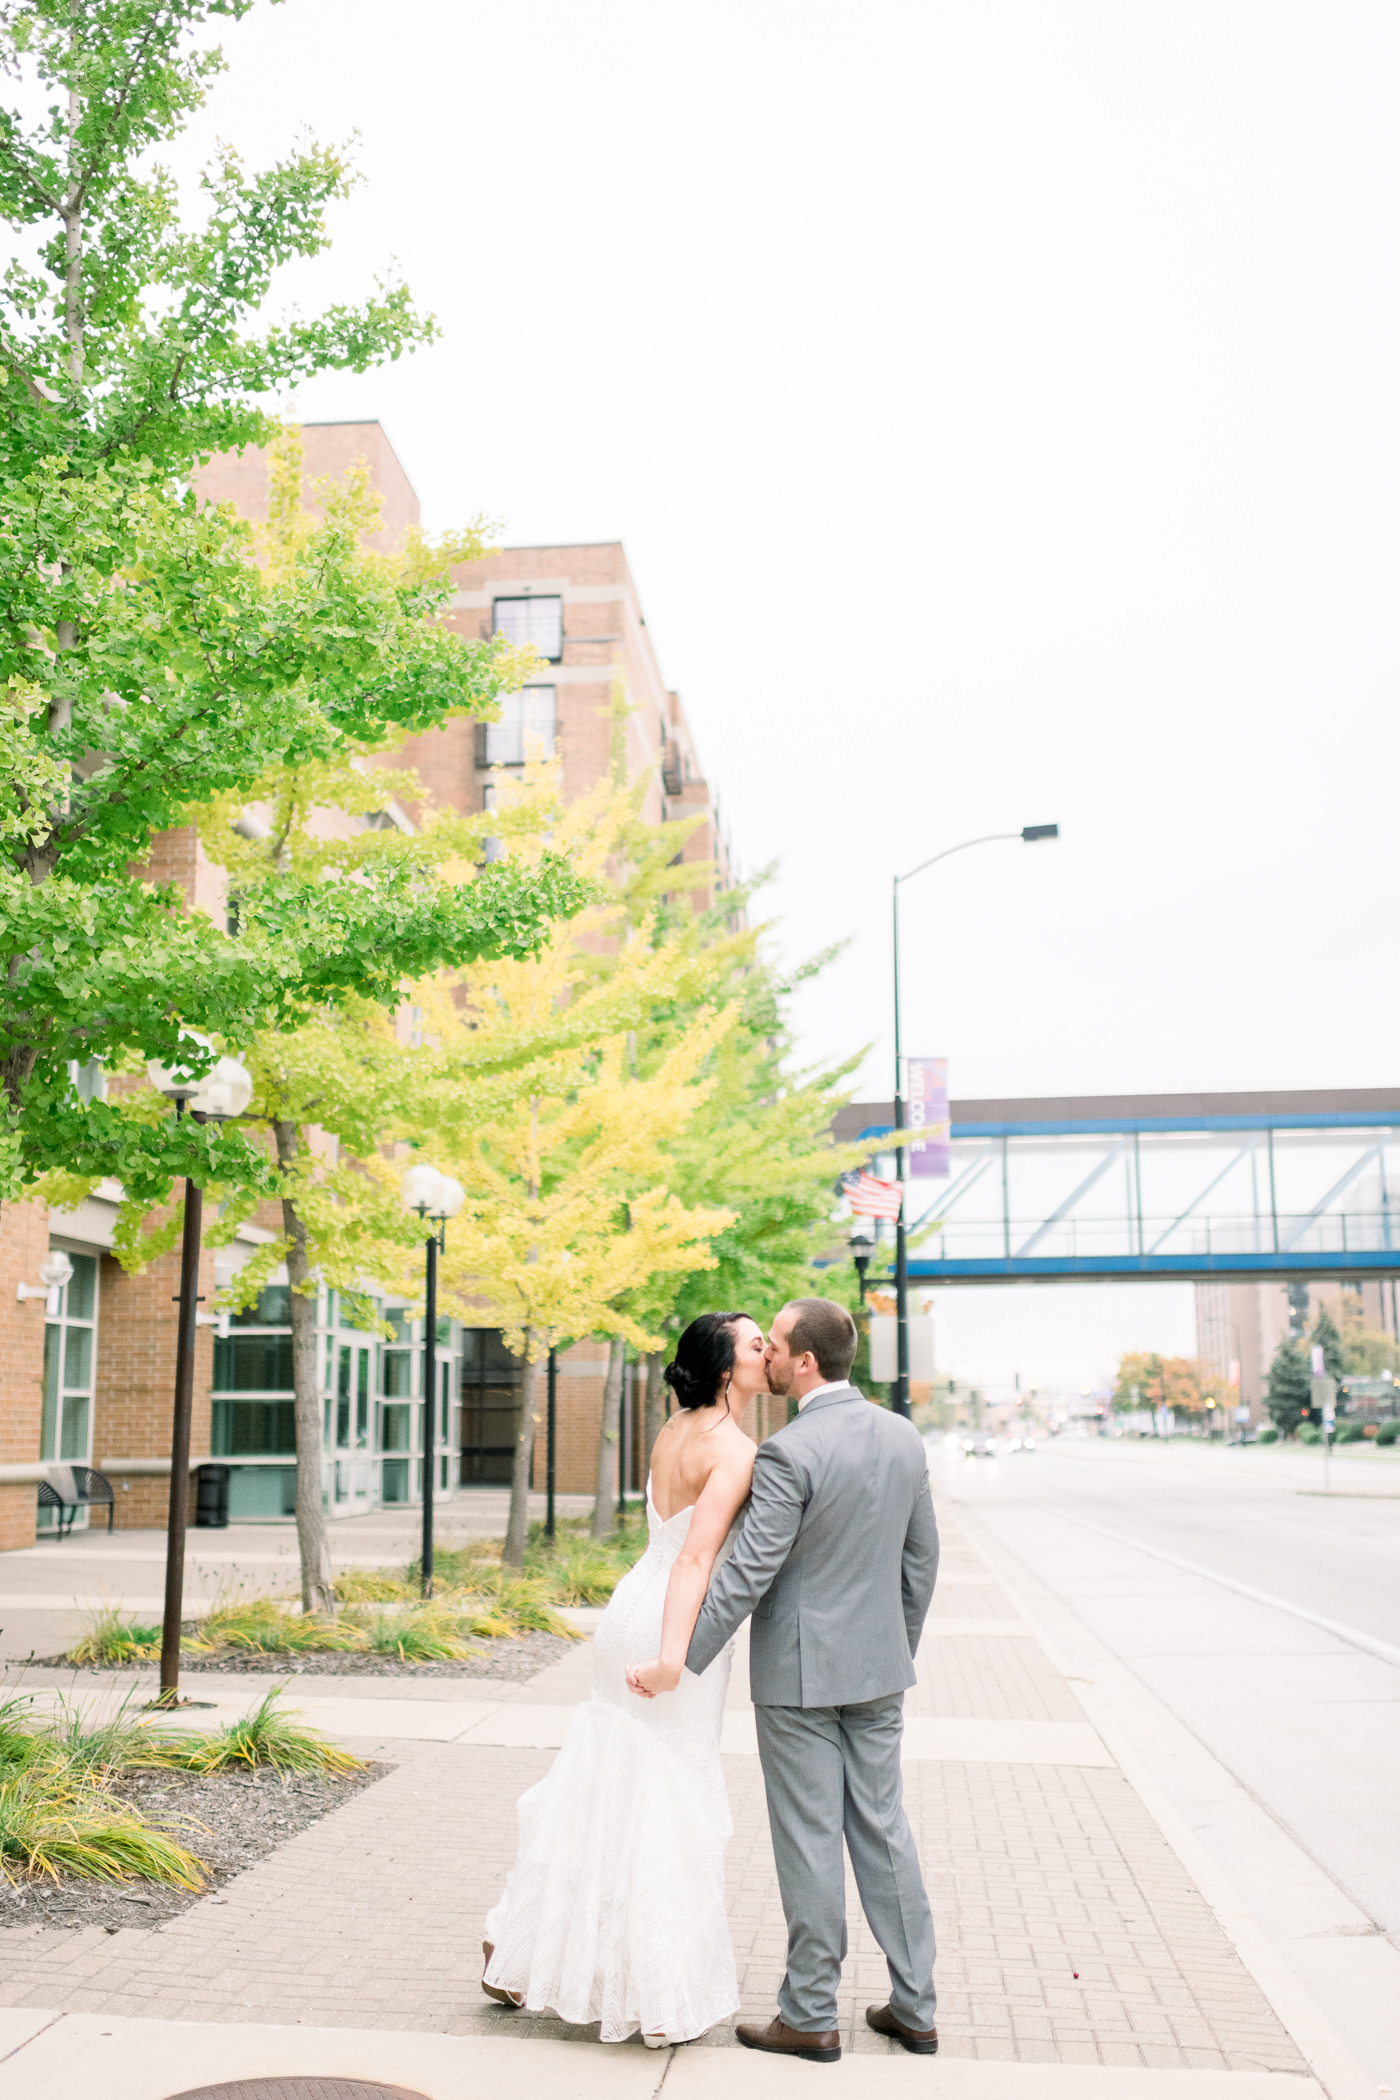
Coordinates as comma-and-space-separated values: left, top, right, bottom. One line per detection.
164, 2082, 430, 2100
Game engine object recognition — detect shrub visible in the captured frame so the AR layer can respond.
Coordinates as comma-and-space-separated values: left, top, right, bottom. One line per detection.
350, 1605, 475, 1663
334, 1569, 416, 1605
1255, 1425, 1278, 1443
0, 1768, 207, 1888
156, 1692, 364, 1776
1376, 1419, 1400, 1447
41, 1697, 173, 1783
66, 1608, 164, 1667
197, 1601, 367, 1655
404, 1513, 646, 1615
1336, 1421, 1366, 1444
1298, 1422, 1322, 1444
523, 1528, 644, 1606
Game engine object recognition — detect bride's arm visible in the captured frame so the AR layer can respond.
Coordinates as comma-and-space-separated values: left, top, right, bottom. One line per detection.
627, 1444, 754, 1698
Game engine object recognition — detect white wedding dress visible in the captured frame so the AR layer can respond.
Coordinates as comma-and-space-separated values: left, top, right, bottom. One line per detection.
482, 1482, 740, 2043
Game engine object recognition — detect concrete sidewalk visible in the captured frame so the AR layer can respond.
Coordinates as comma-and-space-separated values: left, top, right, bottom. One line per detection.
0, 1501, 1376, 2098
0, 2008, 1325, 2100
0, 1494, 593, 1660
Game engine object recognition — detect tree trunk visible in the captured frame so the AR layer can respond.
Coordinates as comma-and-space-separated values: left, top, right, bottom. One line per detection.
591, 1339, 625, 1539
642, 1350, 666, 1480
503, 1346, 540, 1569
274, 1119, 335, 1615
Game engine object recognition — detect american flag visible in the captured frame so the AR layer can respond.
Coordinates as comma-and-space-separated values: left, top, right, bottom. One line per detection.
843, 1171, 903, 1221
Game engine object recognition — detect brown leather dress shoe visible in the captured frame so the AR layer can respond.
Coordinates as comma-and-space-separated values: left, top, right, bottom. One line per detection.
866, 2002, 938, 2054
736, 2015, 841, 2063
481, 1939, 524, 2008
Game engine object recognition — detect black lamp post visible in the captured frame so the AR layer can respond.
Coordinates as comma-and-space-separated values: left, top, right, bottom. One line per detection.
400, 1165, 465, 1599
890, 824, 1059, 1417
849, 1224, 875, 1303
147, 1035, 253, 1706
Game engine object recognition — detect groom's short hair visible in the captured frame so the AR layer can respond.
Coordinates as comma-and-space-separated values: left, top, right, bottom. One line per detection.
783, 1297, 858, 1382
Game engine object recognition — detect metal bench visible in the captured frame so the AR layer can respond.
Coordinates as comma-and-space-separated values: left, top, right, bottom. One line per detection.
37, 1464, 115, 1536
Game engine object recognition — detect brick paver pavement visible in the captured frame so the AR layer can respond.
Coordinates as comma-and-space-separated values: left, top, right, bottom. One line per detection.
0, 1518, 1309, 2074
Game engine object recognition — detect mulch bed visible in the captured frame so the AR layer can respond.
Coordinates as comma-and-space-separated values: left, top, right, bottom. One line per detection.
39, 1628, 578, 1683
0, 1761, 385, 1937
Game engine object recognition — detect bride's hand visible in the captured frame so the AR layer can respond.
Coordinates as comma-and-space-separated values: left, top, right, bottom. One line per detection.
627, 1658, 682, 1699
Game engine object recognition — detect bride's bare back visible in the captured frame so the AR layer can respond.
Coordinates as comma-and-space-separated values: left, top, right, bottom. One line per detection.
648, 1403, 754, 1520
628, 1314, 770, 1700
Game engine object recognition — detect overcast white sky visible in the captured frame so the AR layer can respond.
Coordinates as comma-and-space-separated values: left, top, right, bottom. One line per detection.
174, 1, 1400, 1391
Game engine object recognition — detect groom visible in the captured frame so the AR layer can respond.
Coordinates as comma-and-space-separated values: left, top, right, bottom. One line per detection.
686, 1296, 940, 2063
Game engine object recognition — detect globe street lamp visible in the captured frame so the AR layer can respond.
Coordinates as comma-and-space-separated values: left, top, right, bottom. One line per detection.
890, 825, 1059, 1417
146, 1033, 253, 1704
400, 1165, 465, 1598
848, 1224, 876, 1304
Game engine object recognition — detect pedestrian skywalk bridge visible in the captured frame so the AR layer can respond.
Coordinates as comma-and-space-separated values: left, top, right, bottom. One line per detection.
840, 1085, 1400, 1282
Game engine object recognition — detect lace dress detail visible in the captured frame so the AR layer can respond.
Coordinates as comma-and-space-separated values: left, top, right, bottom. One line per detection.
482, 1484, 739, 2043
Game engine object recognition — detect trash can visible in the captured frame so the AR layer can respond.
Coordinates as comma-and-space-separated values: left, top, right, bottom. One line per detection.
194, 1462, 230, 1529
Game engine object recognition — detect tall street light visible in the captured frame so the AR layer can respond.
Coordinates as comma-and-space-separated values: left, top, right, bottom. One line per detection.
890, 824, 1059, 1417
147, 1034, 254, 1705
399, 1165, 465, 1598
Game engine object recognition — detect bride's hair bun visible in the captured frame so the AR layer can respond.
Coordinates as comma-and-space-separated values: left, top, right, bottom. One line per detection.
662, 1358, 702, 1405
664, 1311, 755, 1412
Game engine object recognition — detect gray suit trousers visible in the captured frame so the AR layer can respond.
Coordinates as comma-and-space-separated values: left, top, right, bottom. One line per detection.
755, 1694, 937, 2034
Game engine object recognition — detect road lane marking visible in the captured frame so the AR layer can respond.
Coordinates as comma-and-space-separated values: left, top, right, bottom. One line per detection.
1023, 1504, 1400, 1670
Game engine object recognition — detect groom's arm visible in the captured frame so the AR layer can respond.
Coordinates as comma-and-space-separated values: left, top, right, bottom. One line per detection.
685, 1437, 808, 1677
900, 1465, 940, 1659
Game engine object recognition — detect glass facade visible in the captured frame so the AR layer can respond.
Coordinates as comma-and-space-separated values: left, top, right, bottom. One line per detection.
40, 1249, 99, 1528
459, 1329, 521, 1486
208, 1282, 463, 1518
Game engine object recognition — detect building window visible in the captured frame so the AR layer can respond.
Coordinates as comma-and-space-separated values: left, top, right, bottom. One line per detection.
493, 596, 563, 662
481, 781, 502, 864
460, 1329, 521, 1486
482, 686, 556, 768
212, 1399, 297, 1456
213, 1334, 295, 1393
40, 1252, 99, 1517
67, 1059, 106, 1103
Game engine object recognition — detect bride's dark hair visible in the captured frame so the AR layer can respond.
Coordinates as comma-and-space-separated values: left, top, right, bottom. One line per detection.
663, 1312, 754, 1412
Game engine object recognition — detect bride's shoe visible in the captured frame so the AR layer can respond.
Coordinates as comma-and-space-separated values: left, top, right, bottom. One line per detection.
642, 2035, 670, 2050
481, 1939, 524, 2008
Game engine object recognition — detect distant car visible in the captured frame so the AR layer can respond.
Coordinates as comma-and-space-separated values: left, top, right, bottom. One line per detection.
1006, 1436, 1036, 1453
962, 1435, 997, 1457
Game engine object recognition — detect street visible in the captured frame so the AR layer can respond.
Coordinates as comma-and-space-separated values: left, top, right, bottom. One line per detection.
933, 1434, 1400, 2090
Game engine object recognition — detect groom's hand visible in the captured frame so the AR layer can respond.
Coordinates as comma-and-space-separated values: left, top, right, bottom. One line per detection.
627, 1659, 682, 1699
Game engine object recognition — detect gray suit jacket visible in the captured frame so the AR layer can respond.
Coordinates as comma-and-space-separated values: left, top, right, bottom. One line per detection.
686, 1385, 939, 1707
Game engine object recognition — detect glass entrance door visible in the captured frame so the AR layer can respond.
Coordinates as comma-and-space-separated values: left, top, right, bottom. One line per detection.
39, 1251, 99, 1530
332, 1341, 372, 1514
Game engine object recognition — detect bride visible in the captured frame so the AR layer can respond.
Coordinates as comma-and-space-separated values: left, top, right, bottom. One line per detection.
480, 1310, 768, 2045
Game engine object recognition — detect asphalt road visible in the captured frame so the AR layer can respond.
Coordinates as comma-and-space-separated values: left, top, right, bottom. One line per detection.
934, 1435, 1400, 1943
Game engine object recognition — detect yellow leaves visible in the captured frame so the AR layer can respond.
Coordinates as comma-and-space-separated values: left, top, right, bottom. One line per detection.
392, 1007, 739, 1358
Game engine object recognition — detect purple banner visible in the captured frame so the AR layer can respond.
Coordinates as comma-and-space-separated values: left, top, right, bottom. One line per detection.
906, 1057, 950, 1178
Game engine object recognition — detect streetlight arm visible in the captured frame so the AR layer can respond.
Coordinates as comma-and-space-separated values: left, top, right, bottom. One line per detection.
895, 832, 1022, 890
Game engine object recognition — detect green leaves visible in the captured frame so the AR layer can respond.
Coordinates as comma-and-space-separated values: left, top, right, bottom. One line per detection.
0, 0, 425, 474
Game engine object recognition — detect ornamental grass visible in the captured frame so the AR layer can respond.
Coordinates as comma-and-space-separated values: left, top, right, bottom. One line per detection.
65, 1607, 163, 1667
0, 1698, 204, 1889
151, 1691, 363, 1777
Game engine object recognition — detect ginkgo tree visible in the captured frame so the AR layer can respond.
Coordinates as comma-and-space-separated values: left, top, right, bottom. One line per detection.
0, 0, 582, 1222
404, 1014, 736, 1567
80, 425, 588, 1609
189, 677, 719, 1601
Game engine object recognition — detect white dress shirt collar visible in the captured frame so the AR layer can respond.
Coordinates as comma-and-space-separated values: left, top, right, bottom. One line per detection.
796, 1378, 847, 1412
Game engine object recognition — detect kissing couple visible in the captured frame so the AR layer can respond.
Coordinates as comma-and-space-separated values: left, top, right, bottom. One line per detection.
480, 1296, 941, 2059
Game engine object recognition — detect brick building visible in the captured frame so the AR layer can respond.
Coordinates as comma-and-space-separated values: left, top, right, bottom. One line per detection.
0, 422, 736, 1542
